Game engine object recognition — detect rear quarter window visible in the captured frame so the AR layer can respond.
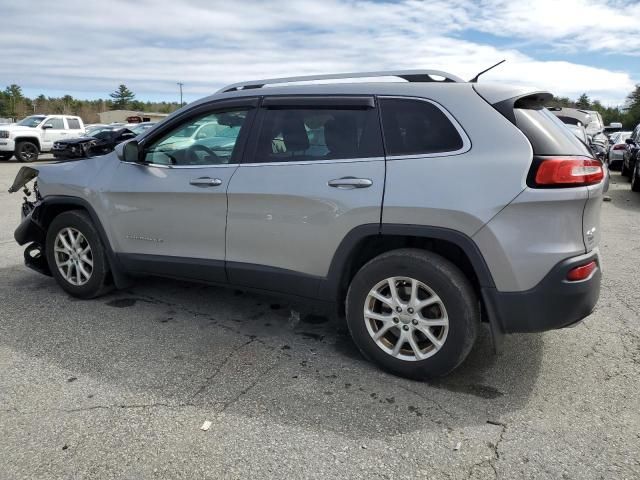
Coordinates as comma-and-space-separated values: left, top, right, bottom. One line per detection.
379, 98, 464, 156
514, 108, 592, 157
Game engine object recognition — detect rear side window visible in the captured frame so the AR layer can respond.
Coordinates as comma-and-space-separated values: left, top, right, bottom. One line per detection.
514, 108, 592, 156
379, 98, 464, 156
254, 107, 382, 162
67, 118, 81, 129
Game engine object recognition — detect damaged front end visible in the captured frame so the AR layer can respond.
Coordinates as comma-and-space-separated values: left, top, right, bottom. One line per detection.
8, 166, 51, 276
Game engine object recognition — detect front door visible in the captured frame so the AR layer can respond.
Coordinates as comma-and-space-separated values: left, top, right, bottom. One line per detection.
41, 117, 68, 150
226, 96, 385, 297
103, 100, 257, 283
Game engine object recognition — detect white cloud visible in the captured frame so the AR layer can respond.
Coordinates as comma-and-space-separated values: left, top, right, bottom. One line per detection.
1, 0, 637, 105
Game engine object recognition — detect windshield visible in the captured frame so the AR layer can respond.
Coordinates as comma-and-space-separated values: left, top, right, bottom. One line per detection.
16, 115, 46, 127
88, 127, 113, 137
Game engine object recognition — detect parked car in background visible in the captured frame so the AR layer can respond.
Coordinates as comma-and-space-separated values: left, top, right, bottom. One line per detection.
127, 122, 156, 136
606, 131, 631, 170
84, 124, 108, 135
0, 115, 85, 162
52, 127, 136, 160
603, 122, 623, 139
9, 70, 605, 379
622, 125, 640, 178
566, 124, 589, 144
632, 154, 640, 192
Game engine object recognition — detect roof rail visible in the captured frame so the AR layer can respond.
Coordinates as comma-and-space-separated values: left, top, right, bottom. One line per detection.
217, 69, 464, 93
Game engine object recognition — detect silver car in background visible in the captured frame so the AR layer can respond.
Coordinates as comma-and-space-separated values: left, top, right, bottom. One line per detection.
607, 131, 631, 170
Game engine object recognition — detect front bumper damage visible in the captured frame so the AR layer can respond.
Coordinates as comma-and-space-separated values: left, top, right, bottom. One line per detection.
14, 202, 51, 276
10, 166, 50, 276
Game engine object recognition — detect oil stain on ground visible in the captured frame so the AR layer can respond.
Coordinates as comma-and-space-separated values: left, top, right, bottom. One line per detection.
105, 298, 137, 308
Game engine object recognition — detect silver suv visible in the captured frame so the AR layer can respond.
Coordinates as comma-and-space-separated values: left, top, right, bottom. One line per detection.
9, 70, 605, 378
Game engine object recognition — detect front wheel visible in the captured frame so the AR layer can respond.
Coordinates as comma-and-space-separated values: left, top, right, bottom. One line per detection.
15, 141, 39, 163
45, 210, 110, 298
345, 249, 479, 379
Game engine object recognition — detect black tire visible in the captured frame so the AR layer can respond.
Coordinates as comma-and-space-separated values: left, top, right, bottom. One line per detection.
0, 152, 13, 161
621, 159, 630, 177
45, 210, 110, 298
632, 163, 640, 192
15, 141, 39, 163
345, 248, 479, 379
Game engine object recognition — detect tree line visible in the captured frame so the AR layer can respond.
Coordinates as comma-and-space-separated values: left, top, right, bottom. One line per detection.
0, 84, 182, 124
1, 82, 640, 130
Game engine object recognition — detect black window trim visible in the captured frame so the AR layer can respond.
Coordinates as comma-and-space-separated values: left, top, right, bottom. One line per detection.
377, 95, 471, 160
241, 95, 385, 166
130, 97, 259, 169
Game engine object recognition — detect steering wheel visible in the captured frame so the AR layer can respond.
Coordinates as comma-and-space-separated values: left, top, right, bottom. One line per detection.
186, 144, 219, 164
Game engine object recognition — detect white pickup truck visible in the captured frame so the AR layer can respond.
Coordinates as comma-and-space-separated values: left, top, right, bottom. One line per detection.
0, 114, 85, 162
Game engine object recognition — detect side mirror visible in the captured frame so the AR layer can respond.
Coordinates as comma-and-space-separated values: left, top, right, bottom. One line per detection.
116, 140, 141, 162
625, 138, 635, 146
42, 124, 53, 130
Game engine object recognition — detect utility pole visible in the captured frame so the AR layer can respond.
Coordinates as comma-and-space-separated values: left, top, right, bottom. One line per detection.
177, 82, 184, 107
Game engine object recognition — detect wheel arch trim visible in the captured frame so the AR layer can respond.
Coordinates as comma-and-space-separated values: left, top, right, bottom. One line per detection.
23, 195, 130, 288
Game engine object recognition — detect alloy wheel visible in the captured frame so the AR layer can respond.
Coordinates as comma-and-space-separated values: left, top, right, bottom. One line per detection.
363, 276, 449, 361
54, 227, 93, 286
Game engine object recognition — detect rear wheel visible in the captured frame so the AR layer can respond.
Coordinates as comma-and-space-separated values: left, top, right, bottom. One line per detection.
45, 210, 110, 298
0, 152, 12, 161
632, 162, 640, 192
15, 141, 39, 163
345, 248, 479, 379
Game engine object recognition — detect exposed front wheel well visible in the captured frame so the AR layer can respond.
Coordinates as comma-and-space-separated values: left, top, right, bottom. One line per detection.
15, 137, 41, 151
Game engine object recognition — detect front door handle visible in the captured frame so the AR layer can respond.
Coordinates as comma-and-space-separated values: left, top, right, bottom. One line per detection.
328, 177, 373, 189
190, 177, 222, 187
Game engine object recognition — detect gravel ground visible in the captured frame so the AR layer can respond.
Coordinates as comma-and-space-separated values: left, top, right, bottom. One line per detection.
1, 159, 639, 479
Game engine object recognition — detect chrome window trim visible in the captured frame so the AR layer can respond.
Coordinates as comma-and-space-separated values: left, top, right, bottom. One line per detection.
240, 156, 385, 167
121, 161, 240, 170
379, 95, 472, 160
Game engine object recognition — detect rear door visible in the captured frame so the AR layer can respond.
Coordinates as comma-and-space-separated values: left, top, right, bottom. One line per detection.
225, 96, 385, 297
65, 117, 85, 137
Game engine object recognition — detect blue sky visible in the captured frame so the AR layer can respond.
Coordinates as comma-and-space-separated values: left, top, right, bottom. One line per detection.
2, 0, 639, 106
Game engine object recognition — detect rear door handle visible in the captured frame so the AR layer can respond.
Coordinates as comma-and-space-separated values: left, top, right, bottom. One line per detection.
328, 177, 373, 189
190, 177, 222, 187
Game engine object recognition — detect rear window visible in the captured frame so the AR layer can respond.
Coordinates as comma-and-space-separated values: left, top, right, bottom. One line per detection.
379, 98, 464, 156
514, 107, 592, 157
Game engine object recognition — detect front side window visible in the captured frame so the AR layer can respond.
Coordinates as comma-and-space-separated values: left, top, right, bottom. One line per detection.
143, 109, 248, 166
380, 98, 464, 156
254, 107, 382, 163
43, 117, 65, 129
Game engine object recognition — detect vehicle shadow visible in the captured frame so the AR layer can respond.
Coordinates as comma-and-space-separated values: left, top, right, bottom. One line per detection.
2, 268, 544, 438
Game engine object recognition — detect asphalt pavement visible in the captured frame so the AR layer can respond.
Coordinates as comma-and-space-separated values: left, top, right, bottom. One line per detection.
1, 158, 639, 479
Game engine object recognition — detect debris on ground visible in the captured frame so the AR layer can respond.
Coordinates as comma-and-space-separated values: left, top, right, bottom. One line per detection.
200, 420, 212, 431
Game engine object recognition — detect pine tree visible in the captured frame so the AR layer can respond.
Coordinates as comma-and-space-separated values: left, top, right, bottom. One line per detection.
576, 93, 591, 109
109, 84, 136, 110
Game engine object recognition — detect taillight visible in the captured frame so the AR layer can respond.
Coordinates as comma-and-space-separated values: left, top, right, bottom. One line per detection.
566, 261, 597, 281
530, 156, 604, 188
612, 144, 626, 151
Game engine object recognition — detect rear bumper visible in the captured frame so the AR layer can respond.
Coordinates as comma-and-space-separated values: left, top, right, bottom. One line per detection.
482, 250, 601, 333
